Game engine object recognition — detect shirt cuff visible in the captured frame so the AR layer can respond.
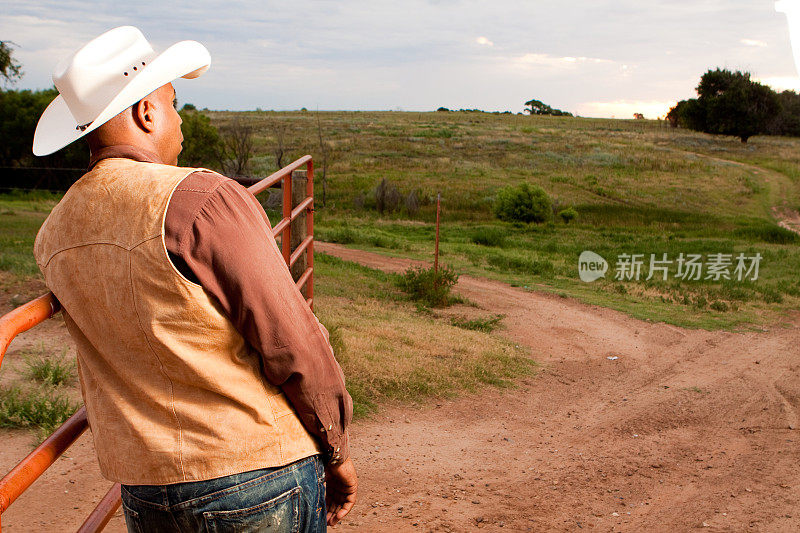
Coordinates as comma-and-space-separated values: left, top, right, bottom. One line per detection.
324, 430, 350, 466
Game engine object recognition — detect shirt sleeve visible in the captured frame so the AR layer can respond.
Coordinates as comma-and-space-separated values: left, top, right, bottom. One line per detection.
164, 171, 352, 465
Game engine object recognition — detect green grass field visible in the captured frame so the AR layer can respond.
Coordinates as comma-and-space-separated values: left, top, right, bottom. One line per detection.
5, 112, 800, 329
213, 110, 800, 330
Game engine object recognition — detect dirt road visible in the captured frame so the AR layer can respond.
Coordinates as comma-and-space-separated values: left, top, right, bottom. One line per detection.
1, 242, 798, 532
316, 242, 799, 532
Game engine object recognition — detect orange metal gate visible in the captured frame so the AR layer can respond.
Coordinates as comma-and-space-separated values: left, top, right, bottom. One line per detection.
0, 156, 315, 531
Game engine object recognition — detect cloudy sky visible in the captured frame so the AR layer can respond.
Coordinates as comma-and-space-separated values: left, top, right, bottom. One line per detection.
2, 0, 799, 118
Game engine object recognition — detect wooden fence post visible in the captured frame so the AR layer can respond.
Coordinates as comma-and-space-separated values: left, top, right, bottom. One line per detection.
289, 169, 308, 296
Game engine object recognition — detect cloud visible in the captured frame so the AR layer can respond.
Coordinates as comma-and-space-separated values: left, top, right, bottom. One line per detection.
575, 100, 674, 119
2, 0, 798, 112
741, 38, 768, 47
756, 75, 800, 91
511, 53, 614, 70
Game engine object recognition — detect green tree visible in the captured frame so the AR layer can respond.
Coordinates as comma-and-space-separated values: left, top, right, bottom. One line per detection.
524, 99, 572, 117
177, 108, 222, 168
668, 69, 779, 143
0, 40, 22, 85
769, 90, 800, 137
0, 87, 87, 188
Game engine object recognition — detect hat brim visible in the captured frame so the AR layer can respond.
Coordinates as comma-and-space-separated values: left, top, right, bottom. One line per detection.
32, 40, 211, 156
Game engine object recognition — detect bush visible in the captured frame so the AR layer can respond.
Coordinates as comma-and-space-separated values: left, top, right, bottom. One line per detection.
178, 109, 222, 168
375, 178, 401, 214
405, 190, 420, 217
558, 207, 578, 224
395, 264, 459, 307
493, 183, 552, 224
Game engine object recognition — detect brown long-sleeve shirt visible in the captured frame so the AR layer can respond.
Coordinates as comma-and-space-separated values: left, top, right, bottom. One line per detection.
87, 145, 351, 465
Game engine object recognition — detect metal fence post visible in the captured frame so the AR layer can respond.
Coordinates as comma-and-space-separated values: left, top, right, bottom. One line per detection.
290, 169, 308, 297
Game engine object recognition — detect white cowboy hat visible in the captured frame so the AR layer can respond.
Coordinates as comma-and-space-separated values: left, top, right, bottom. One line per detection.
32, 25, 210, 156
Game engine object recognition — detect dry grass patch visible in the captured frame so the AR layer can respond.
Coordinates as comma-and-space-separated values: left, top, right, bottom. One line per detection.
314, 295, 536, 418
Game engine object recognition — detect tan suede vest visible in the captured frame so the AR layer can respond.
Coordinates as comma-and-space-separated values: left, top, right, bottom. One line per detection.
33, 158, 320, 485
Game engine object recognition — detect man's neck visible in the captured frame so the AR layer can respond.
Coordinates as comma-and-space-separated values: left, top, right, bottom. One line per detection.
88, 144, 165, 171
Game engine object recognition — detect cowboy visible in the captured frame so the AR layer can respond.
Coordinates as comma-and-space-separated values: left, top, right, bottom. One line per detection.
31, 26, 356, 531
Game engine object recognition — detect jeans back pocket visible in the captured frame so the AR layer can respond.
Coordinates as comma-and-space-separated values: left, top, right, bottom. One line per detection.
203, 485, 301, 532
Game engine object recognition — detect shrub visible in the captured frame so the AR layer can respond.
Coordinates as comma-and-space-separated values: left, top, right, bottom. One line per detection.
709, 301, 729, 312
493, 183, 552, 224
178, 109, 222, 168
558, 207, 578, 224
405, 190, 420, 217
375, 178, 402, 214
395, 264, 459, 307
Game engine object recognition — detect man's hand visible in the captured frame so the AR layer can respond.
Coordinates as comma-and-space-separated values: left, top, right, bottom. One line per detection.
325, 457, 358, 526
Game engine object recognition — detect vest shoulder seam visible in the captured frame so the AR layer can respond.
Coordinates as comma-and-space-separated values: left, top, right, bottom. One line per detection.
39, 238, 158, 269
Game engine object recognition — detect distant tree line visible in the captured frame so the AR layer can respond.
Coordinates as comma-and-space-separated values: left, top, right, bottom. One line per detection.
524, 99, 573, 117
436, 107, 515, 115
435, 99, 573, 117
667, 68, 800, 143
0, 87, 87, 189
0, 42, 85, 189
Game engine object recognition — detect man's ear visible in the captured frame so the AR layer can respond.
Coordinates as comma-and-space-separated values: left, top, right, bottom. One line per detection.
132, 97, 156, 133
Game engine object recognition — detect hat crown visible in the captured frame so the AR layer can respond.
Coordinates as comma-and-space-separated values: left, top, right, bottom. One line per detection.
33, 25, 210, 157
53, 26, 157, 124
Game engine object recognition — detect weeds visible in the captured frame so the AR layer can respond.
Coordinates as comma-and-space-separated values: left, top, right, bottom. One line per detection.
450, 314, 505, 332
323, 322, 346, 357
24, 344, 75, 386
471, 226, 507, 247
485, 251, 555, 277
395, 264, 460, 307
0, 386, 79, 440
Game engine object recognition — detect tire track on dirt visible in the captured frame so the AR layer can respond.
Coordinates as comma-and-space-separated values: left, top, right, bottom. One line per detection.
317, 241, 800, 532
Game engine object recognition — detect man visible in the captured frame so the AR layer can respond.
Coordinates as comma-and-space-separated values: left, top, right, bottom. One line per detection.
31, 26, 356, 531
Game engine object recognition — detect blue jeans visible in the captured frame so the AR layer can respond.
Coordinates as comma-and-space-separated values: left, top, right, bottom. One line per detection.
120, 455, 326, 532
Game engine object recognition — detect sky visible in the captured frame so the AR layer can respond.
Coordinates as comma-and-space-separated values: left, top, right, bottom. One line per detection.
2, 0, 800, 118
